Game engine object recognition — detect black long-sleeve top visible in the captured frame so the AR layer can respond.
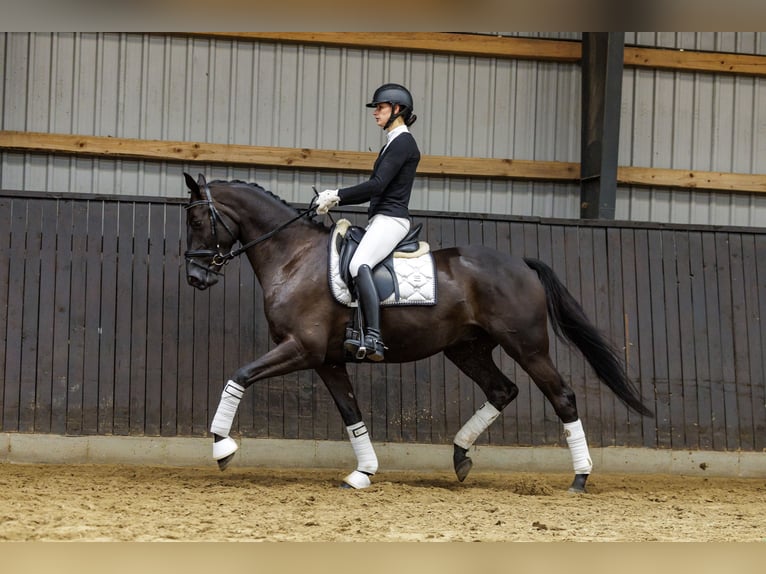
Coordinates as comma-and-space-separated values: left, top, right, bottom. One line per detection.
337, 131, 420, 220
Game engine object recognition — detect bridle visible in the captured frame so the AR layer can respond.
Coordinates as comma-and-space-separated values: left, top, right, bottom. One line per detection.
184, 180, 317, 276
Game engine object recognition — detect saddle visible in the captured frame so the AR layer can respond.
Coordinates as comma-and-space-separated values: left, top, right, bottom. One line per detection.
337, 222, 424, 302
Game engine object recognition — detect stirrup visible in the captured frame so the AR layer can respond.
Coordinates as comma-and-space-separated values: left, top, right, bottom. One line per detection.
364, 335, 385, 362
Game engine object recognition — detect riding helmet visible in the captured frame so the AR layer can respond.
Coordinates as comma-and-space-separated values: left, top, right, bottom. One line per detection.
366, 83, 417, 127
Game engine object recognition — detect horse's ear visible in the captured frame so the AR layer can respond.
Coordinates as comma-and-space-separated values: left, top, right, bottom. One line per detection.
196, 173, 207, 188
183, 172, 199, 195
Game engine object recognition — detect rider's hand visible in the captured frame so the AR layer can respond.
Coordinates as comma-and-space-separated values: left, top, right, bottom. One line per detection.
316, 189, 340, 215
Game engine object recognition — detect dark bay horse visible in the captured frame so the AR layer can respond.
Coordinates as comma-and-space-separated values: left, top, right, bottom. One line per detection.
183, 173, 653, 492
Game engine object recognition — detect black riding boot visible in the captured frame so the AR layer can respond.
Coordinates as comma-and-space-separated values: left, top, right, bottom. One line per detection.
355, 264, 385, 361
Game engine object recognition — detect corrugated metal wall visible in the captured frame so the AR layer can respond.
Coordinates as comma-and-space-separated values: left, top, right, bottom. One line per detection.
1, 32, 764, 226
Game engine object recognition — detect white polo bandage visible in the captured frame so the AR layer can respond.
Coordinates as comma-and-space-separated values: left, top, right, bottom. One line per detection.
564, 419, 593, 474
210, 380, 245, 437
454, 402, 501, 450
346, 422, 378, 475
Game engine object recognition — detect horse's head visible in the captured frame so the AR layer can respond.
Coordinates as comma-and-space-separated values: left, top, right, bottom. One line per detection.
183, 172, 238, 290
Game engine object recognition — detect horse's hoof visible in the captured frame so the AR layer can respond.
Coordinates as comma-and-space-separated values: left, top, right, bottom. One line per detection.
342, 470, 372, 489
454, 457, 473, 482
567, 473, 589, 493
452, 444, 472, 482
217, 453, 236, 471
213, 435, 238, 471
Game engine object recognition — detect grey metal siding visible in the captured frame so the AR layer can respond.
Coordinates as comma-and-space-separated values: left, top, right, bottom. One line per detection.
1, 32, 764, 226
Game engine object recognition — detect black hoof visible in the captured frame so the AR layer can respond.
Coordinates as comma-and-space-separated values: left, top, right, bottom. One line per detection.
453, 444, 472, 482
339, 482, 354, 489
217, 453, 236, 471
455, 458, 473, 482
568, 473, 589, 493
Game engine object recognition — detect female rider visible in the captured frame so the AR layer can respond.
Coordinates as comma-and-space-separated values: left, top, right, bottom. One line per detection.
315, 83, 420, 361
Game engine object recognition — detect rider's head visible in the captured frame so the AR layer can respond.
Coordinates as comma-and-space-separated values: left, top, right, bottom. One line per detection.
366, 83, 417, 130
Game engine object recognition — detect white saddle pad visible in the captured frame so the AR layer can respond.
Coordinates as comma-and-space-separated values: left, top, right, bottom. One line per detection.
328, 219, 437, 307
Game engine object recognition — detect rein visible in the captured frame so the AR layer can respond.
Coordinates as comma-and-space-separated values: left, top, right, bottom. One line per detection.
184, 181, 317, 272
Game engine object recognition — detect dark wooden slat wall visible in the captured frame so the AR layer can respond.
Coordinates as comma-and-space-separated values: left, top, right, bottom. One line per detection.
1, 190, 764, 454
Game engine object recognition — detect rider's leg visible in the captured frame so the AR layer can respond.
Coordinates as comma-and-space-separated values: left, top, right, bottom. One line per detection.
347, 214, 410, 360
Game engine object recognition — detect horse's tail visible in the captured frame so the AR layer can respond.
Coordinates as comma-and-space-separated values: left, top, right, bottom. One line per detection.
524, 257, 654, 418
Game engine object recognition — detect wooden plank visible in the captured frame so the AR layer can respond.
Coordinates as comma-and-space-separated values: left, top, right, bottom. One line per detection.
4, 131, 766, 194
386, 362, 403, 443
144, 203, 165, 436
0, 196, 10, 429
175, 206, 196, 436
688, 232, 712, 450
618, 228, 645, 447
661, 230, 685, 449
602, 227, 621, 445
715, 232, 739, 451
3, 198, 27, 431
400, 359, 418, 443
129, 203, 150, 435
577, 227, 602, 443
161, 203, 181, 436
739, 234, 761, 450
702, 232, 727, 450
624, 45, 766, 77
34, 199, 59, 433
674, 231, 699, 450
753, 235, 766, 452
65, 201, 89, 435
82, 200, 104, 435
184, 32, 583, 63
494, 220, 515, 446
18, 200, 42, 433
413, 358, 431, 443
113, 202, 135, 434
183, 33, 766, 78
648, 230, 671, 449
50, 201, 73, 434
98, 202, 119, 435
727, 234, 753, 450
633, 229, 658, 448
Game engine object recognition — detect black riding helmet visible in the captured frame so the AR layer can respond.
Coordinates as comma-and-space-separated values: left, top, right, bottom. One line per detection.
366, 83, 417, 129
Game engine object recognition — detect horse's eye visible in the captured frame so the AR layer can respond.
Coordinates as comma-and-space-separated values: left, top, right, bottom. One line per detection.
190, 219, 203, 230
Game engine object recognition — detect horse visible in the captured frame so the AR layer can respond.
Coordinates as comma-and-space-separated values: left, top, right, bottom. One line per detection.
182, 172, 653, 493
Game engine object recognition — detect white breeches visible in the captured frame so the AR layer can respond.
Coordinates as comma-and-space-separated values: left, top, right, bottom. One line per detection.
349, 214, 410, 278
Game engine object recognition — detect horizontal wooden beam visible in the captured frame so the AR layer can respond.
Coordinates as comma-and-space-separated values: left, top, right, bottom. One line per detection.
0, 131, 578, 181
178, 32, 766, 77
1, 131, 765, 194
180, 32, 582, 63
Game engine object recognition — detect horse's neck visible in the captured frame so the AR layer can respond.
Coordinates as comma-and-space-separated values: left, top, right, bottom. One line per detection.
242, 221, 326, 284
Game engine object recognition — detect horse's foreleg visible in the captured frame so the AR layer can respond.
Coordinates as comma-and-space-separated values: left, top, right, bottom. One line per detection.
315, 364, 378, 489
210, 336, 317, 470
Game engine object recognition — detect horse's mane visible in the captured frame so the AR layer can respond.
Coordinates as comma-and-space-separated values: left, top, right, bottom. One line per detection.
209, 179, 328, 230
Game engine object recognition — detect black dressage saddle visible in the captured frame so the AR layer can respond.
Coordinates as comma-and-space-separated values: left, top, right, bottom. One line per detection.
336, 222, 424, 302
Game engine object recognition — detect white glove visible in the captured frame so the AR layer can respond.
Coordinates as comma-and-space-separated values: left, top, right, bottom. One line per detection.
316, 189, 340, 215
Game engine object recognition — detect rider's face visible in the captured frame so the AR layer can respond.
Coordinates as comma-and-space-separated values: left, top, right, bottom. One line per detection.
373, 102, 396, 129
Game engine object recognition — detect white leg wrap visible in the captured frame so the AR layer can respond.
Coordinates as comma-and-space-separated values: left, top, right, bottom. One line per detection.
564, 419, 593, 474
454, 401, 501, 450
210, 380, 245, 437
346, 422, 378, 475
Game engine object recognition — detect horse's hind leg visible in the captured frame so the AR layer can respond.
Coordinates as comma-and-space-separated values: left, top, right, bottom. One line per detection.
315, 364, 378, 489
517, 352, 592, 493
444, 337, 519, 482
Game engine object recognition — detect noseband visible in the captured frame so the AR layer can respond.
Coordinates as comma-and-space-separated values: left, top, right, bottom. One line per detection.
184, 182, 317, 276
